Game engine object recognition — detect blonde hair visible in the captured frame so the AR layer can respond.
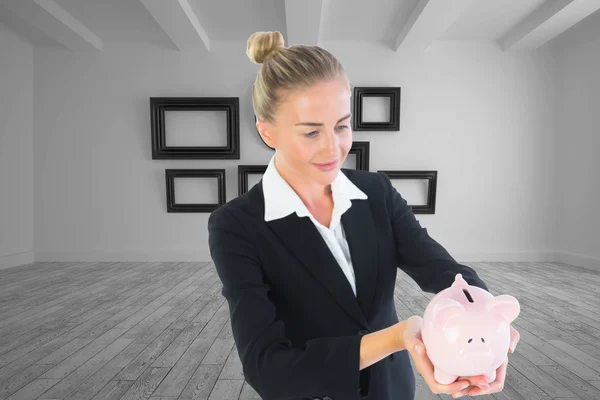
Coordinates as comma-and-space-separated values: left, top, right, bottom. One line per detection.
246, 31, 350, 125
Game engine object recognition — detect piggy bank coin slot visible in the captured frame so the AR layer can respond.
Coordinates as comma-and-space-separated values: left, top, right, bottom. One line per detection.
462, 289, 474, 303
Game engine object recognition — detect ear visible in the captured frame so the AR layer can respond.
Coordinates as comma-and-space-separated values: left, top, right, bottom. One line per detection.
484, 295, 520, 323
256, 119, 276, 148
432, 298, 464, 328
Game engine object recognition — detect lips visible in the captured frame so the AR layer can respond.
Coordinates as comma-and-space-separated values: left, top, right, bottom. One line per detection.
314, 160, 337, 166
313, 159, 339, 171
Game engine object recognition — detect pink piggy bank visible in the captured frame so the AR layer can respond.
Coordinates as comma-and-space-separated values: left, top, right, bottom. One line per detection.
421, 273, 520, 385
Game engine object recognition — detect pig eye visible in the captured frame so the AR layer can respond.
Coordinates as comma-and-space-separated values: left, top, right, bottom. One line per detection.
468, 338, 472, 343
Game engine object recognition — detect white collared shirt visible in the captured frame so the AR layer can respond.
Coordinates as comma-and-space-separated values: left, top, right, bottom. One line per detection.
262, 154, 368, 297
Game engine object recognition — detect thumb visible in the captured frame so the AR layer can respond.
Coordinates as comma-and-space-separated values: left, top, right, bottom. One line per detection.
414, 340, 425, 357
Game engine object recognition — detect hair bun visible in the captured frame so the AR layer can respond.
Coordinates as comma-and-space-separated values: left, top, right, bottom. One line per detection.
246, 31, 285, 64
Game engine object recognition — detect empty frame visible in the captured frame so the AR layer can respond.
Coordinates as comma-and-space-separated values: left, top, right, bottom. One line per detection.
165, 169, 226, 212
378, 170, 437, 214
238, 165, 267, 195
347, 141, 370, 171
353, 87, 400, 131
151, 97, 240, 159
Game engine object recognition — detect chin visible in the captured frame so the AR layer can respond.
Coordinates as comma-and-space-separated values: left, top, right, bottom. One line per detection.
312, 168, 339, 184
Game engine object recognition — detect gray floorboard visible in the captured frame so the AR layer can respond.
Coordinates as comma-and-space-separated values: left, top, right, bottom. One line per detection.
0, 261, 598, 400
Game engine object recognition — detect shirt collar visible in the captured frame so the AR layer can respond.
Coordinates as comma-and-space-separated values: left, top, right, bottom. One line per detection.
262, 154, 368, 223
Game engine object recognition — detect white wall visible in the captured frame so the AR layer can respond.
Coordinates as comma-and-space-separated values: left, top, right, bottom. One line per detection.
25, 38, 562, 265
0, 25, 34, 270
551, 10, 600, 271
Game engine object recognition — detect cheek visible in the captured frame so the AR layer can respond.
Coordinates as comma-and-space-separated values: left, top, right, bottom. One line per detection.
341, 133, 353, 154
288, 140, 314, 163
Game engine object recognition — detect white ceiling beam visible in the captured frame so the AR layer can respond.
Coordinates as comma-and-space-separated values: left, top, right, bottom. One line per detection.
284, 0, 323, 46
395, 0, 477, 53
139, 0, 210, 51
500, 0, 600, 51
0, 0, 102, 51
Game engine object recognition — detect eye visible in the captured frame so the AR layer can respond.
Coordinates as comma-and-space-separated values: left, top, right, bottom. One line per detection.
305, 125, 348, 138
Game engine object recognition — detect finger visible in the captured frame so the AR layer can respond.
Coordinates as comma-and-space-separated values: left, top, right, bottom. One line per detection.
455, 375, 490, 395
467, 357, 508, 396
430, 380, 473, 396
412, 344, 471, 394
405, 326, 423, 344
435, 377, 475, 394
510, 325, 520, 352
458, 374, 490, 389
452, 387, 472, 399
438, 380, 472, 395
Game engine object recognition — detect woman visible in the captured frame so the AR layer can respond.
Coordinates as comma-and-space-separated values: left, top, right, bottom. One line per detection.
208, 31, 519, 400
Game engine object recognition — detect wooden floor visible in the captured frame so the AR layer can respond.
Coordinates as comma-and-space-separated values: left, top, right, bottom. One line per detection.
0, 261, 599, 400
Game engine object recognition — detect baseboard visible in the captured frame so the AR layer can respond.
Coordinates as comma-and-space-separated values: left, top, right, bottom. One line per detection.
453, 251, 561, 263
34, 249, 213, 263
0, 251, 35, 270
556, 250, 600, 273
454, 250, 600, 273
3, 250, 599, 273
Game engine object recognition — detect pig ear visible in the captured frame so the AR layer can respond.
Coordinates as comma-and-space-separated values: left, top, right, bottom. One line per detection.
432, 298, 464, 327
484, 295, 520, 323
451, 273, 469, 288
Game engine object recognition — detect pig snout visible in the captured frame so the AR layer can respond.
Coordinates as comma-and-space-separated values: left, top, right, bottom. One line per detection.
468, 351, 494, 366
466, 335, 491, 350
462, 336, 494, 366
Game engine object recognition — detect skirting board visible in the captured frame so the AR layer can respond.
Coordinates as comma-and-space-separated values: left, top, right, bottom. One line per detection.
1, 250, 599, 273
0, 251, 34, 270
556, 250, 600, 274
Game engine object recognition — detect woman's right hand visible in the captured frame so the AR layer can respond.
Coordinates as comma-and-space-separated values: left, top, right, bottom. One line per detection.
402, 316, 489, 398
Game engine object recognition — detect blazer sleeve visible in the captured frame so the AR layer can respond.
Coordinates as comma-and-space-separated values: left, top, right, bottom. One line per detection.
208, 205, 369, 400
379, 172, 489, 294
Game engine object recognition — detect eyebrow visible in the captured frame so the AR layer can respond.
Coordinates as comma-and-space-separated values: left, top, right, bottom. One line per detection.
294, 113, 352, 127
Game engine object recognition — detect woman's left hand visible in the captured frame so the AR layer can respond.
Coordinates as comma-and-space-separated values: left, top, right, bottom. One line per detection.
452, 325, 520, 398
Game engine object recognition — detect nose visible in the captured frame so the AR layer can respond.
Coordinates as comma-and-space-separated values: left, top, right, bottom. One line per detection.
320, 130, 338, 154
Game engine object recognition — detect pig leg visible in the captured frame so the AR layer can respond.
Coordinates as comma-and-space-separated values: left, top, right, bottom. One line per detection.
434, 367, 458, 385
484, 369, 496, 383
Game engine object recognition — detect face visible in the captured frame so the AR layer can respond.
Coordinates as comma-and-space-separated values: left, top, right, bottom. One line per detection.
256, 78, 353, 189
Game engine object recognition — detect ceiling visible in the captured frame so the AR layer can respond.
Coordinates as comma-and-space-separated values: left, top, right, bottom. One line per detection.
0, 0, 598, 52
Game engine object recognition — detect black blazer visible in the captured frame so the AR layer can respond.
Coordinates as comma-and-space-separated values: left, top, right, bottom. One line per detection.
207, 168, 488, 400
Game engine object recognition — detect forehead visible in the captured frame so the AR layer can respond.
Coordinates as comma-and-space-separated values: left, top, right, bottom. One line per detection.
280, 80, 351, 122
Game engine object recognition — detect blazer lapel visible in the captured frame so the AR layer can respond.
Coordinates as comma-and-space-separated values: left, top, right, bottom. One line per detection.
264, 187, 379, 329
341, 198, 379, 321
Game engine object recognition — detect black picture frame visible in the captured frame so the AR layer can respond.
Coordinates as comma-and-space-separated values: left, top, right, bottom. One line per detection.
348, 141, 370, 171
352, 87, 401, 131
238, 165, 268, 196
377, 170, 437, 214
165, 169, 226, 212
151, 97, 240, 159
